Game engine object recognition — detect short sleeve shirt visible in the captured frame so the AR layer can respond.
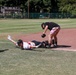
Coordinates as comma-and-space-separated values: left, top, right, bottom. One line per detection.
23, 42, 30, 49
23, 42, 35, 50
44, 22, 60, 30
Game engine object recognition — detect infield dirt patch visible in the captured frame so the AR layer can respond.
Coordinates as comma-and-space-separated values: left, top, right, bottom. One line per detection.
15, 28, 76, 51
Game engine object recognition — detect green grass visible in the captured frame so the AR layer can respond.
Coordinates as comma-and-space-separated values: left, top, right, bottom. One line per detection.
0, 19, 76, 34
0, 19, 76, 75
0, 41, 76, 75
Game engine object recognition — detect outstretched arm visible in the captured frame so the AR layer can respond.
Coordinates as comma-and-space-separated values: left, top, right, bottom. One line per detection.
30, 43, 41, 49
7, 35, 18, 46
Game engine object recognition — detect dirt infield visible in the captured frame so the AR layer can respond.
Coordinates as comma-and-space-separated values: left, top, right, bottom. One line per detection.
16, 28, 76, 51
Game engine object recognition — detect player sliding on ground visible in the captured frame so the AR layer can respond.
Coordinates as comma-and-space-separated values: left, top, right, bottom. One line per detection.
7, 35, 55, 50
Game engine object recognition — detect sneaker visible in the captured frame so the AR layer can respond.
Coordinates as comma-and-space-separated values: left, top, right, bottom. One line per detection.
53, 44, 58, 48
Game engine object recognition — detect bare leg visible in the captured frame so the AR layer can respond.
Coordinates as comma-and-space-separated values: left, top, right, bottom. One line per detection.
54, 28, 60, 46
48, 27, 60, 47
48, 34, 54, 47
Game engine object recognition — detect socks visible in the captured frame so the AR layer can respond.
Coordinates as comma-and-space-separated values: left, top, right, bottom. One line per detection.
52, 39, 58, 47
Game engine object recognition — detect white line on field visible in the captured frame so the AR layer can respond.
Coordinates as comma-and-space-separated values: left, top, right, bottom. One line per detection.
52, 48, 76, 52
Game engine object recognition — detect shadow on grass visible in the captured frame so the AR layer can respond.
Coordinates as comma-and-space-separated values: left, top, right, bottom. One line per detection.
16, 46, 45, 52
45, 45, 71, 49
0, 49, 9, 53
51, 45, 71, 48
16, 45, 71, 52
31, 49, 45, 52
23, 49, 45, 52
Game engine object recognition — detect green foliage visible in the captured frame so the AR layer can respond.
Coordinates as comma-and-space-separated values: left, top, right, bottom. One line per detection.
0, 0, 4, 6
42, 0, 51, 12
0, 0, 76, 17
58, 0, 76, 17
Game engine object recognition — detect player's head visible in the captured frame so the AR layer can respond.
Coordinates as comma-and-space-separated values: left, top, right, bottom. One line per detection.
17, 39, 23, 46
41, 23, 45, 29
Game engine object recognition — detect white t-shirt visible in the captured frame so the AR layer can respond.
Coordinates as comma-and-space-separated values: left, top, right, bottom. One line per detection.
23, 42, 35, 49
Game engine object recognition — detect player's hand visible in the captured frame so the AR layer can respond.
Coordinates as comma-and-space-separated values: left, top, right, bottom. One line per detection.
16, 43, 18, 46
41, 34, 46, 38
7, 35, 11, 40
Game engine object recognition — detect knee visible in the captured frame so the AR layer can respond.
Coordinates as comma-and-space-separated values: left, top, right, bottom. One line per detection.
48, 34, 53, 39
54, 36, 57, 38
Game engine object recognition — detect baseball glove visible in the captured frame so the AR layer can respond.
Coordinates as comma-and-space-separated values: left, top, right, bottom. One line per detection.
41, 34, 46, 38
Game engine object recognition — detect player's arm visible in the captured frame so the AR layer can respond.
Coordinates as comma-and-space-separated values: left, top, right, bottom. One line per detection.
7, 35, 18, 46
10, 39, 16, 44
29, 45, 37, 49
43, 25, 48, 34
30, 44, 41, 49
9, 39, 18, 46
41, 25, 48, 38
29, 46, 37, 49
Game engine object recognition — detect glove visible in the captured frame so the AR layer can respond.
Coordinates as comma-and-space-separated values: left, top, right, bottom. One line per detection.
41, 34, 46, 38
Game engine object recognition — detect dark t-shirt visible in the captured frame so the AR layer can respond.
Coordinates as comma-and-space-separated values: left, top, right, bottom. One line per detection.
44, 22, 60, 30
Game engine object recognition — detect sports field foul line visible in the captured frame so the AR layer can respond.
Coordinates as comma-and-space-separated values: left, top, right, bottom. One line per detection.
53, 48, 76, 52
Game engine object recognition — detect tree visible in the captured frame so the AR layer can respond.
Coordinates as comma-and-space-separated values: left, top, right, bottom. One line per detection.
0, 0, 76, 15
58, 0, 76, 13
58, 0, 76, 17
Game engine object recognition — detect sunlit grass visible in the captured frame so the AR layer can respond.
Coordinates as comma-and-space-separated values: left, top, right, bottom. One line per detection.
0, 19, 76, 75
0, 19, 76, 33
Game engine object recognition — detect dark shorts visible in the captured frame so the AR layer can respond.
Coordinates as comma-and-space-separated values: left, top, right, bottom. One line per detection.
31, 40, 41, 46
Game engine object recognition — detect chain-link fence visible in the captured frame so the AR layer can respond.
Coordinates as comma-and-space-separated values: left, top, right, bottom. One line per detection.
0, 12, 75, 19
